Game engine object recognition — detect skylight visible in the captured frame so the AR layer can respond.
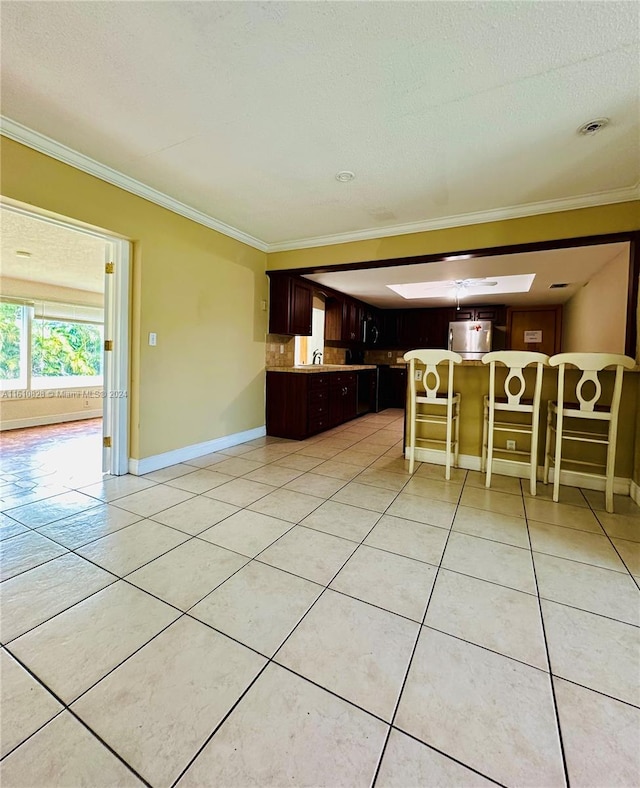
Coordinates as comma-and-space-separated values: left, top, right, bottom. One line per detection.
386, 274, 536, 300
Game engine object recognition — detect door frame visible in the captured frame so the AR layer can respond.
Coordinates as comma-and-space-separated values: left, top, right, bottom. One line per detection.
1, 197, 131, 475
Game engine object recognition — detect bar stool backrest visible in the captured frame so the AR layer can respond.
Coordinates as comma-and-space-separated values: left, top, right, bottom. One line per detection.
548, 353, 635, 418
404, 349, 463, 402
482, 351, 549, 411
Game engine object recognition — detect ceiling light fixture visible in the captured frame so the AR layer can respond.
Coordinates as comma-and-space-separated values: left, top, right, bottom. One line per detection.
578, 118, 609, 136
15, 250, 32, 257
335, 171, 355, 182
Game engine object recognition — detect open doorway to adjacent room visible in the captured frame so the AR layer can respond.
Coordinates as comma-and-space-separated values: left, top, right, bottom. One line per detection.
0, 202, 130, 488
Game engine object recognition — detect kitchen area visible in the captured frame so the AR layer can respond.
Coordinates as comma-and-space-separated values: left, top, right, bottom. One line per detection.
264, 238, 639, 494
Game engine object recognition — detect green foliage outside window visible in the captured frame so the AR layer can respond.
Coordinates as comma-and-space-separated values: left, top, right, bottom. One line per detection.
0, 302, 103, 383
32, 320, 102, 377
0, 302, 22, 381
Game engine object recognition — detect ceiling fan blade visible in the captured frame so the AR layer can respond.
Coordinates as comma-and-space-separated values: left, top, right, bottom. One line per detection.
461, 278, 499, 287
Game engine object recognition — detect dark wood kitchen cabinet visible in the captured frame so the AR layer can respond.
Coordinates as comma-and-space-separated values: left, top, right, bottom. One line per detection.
325, 296, 364, 344
395, 308, 450, 350
450, 305, 506, 324
266, 371, 357, 439
329, 372, 357, 425
268, 274, 313, 336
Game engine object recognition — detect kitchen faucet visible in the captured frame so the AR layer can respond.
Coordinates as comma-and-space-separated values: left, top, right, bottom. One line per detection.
312, 350, 322, 365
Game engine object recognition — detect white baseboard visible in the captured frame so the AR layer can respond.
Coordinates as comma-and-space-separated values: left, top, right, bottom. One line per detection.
0, 410, 102, 431
631, 480, 640, 506
129, 425, 267, 476
408, 447, 631, 495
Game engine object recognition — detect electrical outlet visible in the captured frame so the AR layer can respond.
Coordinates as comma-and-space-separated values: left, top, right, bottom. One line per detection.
148, 332, 157, 346
415, 369, 423, 381
506, 440, 517, 451
84, 400, 90, 409
279, 344, 284, 354
387, 351, 392, 358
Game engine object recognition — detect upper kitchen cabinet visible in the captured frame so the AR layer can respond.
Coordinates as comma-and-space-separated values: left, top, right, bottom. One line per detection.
395, 308, 450, 350
325, 295, 364, 344
451, 305, 506, 324
268, 274, 313, 336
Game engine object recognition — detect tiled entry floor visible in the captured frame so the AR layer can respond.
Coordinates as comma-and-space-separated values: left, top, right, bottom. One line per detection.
1, 411, 639, 787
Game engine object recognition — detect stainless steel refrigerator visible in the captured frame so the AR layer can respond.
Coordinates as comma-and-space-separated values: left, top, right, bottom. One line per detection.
448, 320, 492, 360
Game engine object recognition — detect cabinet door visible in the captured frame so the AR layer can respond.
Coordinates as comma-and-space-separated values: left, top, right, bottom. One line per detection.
506, 306, 562, 355
289, 279, 313, 336
453, 307, 475, 322
268, 275, 292, 334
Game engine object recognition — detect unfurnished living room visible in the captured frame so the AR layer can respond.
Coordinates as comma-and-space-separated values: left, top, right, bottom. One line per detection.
0, 2, 639, 787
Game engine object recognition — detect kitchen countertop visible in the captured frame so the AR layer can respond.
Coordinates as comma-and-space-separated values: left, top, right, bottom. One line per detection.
266, 364, 377, 373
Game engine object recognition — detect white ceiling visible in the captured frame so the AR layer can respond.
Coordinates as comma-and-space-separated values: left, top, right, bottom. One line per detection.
1, 2, 638, 248
0, 208, 105, 293
304, 243, 629, 308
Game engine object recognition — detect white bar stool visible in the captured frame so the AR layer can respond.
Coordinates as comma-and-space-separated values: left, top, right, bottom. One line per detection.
404, 349, 463, 479
543, 353, 635, 513
481, 351, 549, 496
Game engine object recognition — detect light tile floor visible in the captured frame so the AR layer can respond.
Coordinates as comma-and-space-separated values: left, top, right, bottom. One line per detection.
1, 412, 639, 787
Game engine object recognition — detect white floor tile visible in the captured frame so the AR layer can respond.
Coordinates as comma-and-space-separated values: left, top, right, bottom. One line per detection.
191, 561, 322, 655
9, 581, 179, 703
1, 552, 115, 643
72, 617, 265, 787
276, 589, 419, 721
395, 628, 565, 787
0, 712, 144, 787
178, 663, 387, 788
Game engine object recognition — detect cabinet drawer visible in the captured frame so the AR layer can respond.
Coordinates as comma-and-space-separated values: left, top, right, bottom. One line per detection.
309, 375, 329, 390
309, 416, 329, 433
330, 372, 357, 387
309, 388, 328, 404
308, 402, 328, 418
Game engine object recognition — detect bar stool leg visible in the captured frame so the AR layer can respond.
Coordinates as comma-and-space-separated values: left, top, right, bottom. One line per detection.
552, 410, 563, 503
454, 396, 461, 469
445, 399, 453, 481
543, 404, 552, 485
485, 401, 495, 489
604, 420, 618, 514
481, 398, 488, 474
530, 408, 541, 497
408, 397, 416, 475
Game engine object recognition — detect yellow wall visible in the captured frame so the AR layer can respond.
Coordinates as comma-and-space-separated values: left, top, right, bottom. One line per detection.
268, 201, 640, 270
0, 138, 268, 460
561, 249, 629, 354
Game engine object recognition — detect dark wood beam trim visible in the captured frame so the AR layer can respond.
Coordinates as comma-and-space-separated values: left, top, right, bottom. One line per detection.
625, 232, 639, 358
279, 230, 637, 276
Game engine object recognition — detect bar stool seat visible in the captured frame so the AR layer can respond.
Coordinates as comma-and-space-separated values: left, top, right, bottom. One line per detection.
404, 349, 462, 479
543, 352, 635, 513
482, 351, 549, 496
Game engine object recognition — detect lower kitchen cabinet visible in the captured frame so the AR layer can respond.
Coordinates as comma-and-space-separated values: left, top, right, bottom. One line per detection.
266, 371, 358, 439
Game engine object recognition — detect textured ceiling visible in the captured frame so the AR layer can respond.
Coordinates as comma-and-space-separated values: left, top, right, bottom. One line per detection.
1, 2, 638, 246
0, 209, 105, 293
304, 243, 628, 308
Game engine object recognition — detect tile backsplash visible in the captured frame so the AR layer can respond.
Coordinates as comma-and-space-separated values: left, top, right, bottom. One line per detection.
266, 334, 295, 367
364, 349, 407, 364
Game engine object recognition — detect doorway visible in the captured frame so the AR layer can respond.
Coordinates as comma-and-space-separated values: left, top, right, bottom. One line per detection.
0, 200, 130, 476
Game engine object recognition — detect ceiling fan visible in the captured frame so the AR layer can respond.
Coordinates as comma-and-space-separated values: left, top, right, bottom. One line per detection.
418, 277, 499, 309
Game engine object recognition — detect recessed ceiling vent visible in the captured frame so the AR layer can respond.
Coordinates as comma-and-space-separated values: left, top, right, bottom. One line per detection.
549, 283, 569, 289
578, 118, 609, 136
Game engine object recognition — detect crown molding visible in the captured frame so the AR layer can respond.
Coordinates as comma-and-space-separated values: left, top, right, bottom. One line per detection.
3, 116, 638, 257
267, 184, 640, 252
0, 116, 269, 252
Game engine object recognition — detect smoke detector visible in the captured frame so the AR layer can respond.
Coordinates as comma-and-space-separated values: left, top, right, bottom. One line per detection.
335, 171, 355, 182
578, 118, 609, 136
